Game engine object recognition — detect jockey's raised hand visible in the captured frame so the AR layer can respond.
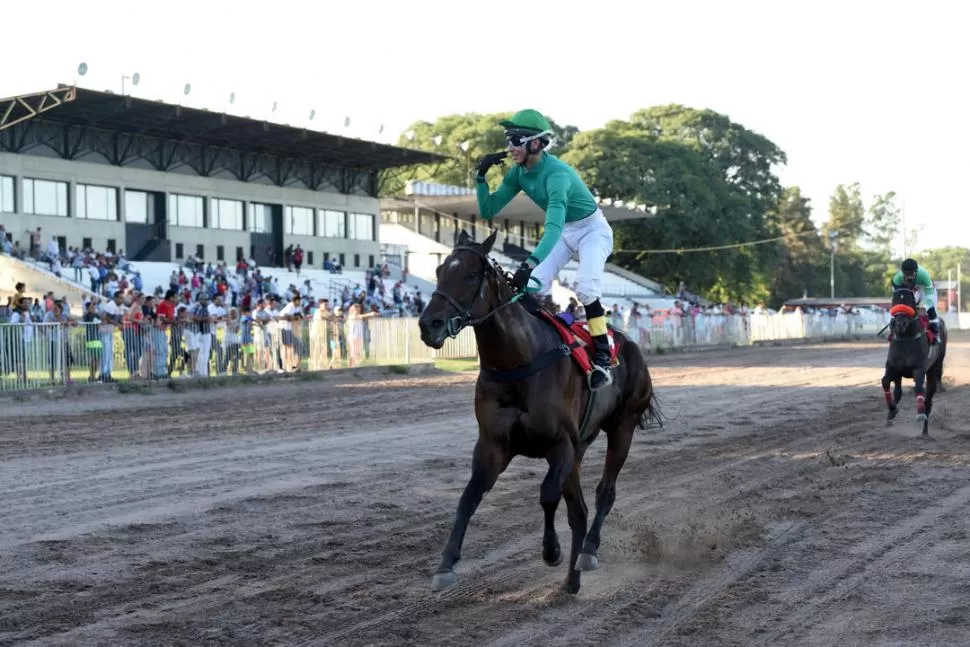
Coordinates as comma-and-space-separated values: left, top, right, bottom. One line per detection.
476, 152, 508, 179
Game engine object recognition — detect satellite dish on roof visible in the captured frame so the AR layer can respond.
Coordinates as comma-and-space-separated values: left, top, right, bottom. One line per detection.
344, 117, 351, 128
229, 92, 236, 104
131, 72, 141, 86
78, 62, 88, 76
183, 83, 192, 96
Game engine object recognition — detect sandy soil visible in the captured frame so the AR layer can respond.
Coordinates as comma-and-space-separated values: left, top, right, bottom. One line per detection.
2, 333, 970, 647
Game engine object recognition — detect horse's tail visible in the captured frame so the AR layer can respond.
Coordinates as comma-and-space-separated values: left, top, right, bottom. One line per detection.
617, 333, 664, 431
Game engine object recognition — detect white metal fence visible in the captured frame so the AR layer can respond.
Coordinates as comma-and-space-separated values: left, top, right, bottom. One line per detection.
0, 310, 954, 392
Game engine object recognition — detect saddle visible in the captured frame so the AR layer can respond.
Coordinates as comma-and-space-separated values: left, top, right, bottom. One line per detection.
538, 310, 621, 376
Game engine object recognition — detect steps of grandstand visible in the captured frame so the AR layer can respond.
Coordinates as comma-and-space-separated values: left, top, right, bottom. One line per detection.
1, 254, 96, 314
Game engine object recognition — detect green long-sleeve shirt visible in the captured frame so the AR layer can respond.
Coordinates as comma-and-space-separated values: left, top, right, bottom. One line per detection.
891, 267, 936, 308
476, 152, 599, 264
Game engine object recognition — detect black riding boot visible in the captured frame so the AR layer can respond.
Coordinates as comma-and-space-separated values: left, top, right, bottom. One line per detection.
589, 334, 613, 390
929, 320, 941, 344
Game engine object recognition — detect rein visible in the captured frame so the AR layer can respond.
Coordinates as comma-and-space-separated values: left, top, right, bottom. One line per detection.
431, 245, 525, 338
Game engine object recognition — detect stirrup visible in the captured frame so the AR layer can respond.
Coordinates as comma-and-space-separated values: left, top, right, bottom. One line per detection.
588, 364, 613, 392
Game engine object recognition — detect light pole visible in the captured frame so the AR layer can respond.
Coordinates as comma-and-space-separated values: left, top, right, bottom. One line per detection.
828, 231, 839, 299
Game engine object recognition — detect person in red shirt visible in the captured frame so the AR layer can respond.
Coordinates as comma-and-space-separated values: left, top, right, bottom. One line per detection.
153, 289, 178, 379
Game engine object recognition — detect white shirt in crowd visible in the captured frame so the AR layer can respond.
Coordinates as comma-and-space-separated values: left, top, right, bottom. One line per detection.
276, 302, 300, 331
209, 302, 227, 332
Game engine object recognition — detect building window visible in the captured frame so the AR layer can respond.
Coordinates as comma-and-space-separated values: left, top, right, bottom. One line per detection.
76, 184, 119, 221
175, 242, 184, 259
211, 198, 243, 230
349, 213, 375, 241
369, 254, 374, 268
248, 203, 273, 233
339, 253, 345, 267
236, 246, 244, 262
82, 237, 92, 250
318, 209, 346, 238
196, 244, 204, 259
354, 253, 360, 267
216, 245, 225, 261
0, 175, 14, 213
125, 190, 150, 224
284, 205, 314, 236
308, 251, 314, 266
106, 239, 116, 253
168, 193, 205, 228
23, 178, 68, 217
56, 236, 67, 252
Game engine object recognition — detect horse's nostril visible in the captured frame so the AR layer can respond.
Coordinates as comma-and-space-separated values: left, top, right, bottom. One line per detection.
431, 319, 444, 330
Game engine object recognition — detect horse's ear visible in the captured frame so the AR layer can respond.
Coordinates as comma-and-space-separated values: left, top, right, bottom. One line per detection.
481, 229, 497, 254
456, 229, 470, 246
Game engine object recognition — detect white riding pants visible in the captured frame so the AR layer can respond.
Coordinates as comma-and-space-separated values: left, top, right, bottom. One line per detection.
532, 209, 614, 304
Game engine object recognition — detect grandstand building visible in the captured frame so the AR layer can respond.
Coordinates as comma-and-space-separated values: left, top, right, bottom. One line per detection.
0, 86, 443, 270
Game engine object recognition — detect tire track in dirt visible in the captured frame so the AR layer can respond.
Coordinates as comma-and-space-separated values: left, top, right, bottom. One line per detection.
748, 481, 970, 645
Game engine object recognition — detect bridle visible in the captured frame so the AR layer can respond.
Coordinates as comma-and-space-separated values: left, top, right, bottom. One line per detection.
431, 245, 525, 338
889, 287, 923, 340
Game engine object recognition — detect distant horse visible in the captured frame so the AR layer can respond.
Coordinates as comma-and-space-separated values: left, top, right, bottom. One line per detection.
418, 229, 661, 595
882, 286, 947, 435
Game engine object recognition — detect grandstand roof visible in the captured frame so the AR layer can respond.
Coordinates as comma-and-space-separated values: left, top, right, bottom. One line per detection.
3, 86, 448, 171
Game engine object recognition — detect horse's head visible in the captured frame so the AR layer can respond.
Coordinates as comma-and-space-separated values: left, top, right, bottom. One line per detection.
889, 287, 921, 340
419, 229, 506, 349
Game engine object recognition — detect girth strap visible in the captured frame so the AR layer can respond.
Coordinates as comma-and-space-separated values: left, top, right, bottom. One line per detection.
480, 341, 582, 383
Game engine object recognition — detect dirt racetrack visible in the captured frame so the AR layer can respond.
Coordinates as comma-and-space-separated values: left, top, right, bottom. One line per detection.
2, 332, 970, 647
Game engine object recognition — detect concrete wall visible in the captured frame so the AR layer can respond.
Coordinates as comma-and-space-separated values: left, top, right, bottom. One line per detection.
0, 151, 379, 267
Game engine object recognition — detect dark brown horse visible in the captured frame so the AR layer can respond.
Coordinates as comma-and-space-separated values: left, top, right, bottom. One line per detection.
883, 286, 947, 436
418, 229, 661, 595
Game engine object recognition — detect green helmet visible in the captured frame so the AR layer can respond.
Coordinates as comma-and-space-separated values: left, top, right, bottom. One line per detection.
500, 109, 552, 135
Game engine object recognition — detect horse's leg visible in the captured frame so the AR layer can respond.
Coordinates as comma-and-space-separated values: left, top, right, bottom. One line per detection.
577, 415, 634, 571
560, 464, 589, 595
923, 368, 938, 436
914, 368, 927, 423
540, 436, 577, 567
431, 438, 511, 592
882, 369, 899, 423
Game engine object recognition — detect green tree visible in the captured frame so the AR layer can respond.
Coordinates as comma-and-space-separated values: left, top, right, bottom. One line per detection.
864, 191, 901, 255
626, 104, 787, 214
823, 183, 866, 249
765, 187, 828, 306
561, 118, 780, 303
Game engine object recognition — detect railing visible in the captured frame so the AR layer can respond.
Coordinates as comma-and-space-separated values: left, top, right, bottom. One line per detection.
0, 310, 950, 393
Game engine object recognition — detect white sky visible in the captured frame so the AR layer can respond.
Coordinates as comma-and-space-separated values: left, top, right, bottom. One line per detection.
3, 0, 967, 252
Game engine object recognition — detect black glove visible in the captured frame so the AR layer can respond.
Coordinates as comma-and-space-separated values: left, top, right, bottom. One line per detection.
511, 261, 534, 293
476, 151, 508, 178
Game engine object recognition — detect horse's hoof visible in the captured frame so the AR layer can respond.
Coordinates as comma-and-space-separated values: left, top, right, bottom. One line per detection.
561, 579, 581, 595
576, 553, 599, 571
917, 413, 927, 423
431, 571, 458, 592
543, 547, 563, 566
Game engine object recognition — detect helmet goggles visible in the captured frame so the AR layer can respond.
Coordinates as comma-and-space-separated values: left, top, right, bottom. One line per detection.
505, 129, 553, 150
